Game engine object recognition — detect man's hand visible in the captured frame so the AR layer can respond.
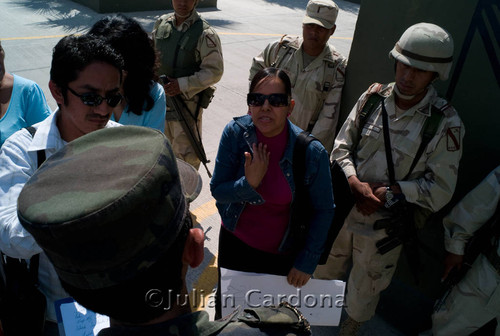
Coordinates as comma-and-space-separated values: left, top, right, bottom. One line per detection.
371, 183, 387, 202
163, 77, 181, 96
287, 267, 311, 288
348, 175, 384, 215
442, 252, 464, 281
244, 143, 269, 189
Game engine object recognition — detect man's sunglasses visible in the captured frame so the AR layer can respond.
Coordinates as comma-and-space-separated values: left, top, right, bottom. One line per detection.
247, 93, 290, 107
66, 86, 122, 108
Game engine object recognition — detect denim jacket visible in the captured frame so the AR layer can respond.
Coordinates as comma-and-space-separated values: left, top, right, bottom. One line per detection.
210, 115, 335, 274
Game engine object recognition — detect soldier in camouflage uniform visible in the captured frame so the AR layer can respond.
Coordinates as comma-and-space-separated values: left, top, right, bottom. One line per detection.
314, 23, 464, 335
17, 126, 311, 336
432, 165, 500, 336
249, 0, 346, 153
153, 0, 224, 170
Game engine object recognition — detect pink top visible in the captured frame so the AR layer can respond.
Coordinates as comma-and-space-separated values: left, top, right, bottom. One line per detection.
233, 124, 292, 253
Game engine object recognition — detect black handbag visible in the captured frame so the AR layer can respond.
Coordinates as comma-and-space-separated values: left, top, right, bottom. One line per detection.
290, 132, 354, 265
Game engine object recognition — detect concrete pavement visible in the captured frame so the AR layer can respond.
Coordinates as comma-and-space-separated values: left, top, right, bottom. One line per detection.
1, 0, 405, 334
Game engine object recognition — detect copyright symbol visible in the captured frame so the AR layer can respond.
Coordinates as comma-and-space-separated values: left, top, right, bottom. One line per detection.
145, 289, 163, 307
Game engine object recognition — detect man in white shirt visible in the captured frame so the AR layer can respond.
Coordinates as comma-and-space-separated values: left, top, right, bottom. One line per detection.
0, 34, 123, 335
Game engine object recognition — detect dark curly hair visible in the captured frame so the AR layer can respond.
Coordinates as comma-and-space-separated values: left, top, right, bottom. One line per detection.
89, 14, 160, 115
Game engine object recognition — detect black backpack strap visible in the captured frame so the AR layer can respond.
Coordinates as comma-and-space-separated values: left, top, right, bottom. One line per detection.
25, 127, 46, 169
292, 131, 317, 189
23, 127, 45, 279
358, 93, 385, 128
290, 131, 319, 252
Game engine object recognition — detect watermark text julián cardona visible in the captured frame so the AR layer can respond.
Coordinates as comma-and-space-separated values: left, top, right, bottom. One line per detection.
145, 288, 344, 310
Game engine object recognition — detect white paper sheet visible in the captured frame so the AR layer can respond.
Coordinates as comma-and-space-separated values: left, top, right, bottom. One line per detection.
55, 298, 110, 336
220, 267, 345, 326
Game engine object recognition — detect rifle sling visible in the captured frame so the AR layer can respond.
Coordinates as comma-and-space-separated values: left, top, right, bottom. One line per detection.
381, 101, 444, 184
381, 101, 396, 185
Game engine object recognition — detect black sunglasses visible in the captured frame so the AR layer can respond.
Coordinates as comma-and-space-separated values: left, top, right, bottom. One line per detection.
66, 86, 122, 108
247, 93, 290, 107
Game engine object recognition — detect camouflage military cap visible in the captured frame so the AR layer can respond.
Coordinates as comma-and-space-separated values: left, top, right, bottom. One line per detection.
303, 0, 339, 29
17, 126, 201, 290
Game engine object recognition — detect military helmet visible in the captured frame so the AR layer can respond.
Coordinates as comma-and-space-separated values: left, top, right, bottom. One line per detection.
389, 22, 454, 81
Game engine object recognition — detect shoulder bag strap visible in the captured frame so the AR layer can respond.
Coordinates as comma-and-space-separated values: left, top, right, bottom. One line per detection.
291, 131, 319, 248
293, 131, 317, 191
25, 127, 46, 167
24, 127, 45, 281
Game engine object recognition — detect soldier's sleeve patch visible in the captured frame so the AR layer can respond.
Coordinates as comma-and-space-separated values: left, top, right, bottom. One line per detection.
206, 34, 217, 48
446, 127, 461, 151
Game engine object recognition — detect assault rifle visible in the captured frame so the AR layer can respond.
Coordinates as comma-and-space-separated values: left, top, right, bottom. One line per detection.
434, 203, 500, 312
374, 199, 421, 284
161, 75, 212, 177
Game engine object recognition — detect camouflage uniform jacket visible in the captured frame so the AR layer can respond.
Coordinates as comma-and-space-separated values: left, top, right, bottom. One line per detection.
250, 35, 347, 153
443, 165, 500, 257
333, 83, 464, 220
152, 10, 224, 101
97, 308, 310, 336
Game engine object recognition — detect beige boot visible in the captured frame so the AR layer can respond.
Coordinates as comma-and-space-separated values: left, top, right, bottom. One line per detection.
339, 316, 363, 336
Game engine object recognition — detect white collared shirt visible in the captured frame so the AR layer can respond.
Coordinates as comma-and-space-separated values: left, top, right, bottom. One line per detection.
0, 109, 120, 321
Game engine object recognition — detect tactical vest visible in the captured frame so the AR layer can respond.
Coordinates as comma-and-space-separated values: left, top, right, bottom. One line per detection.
155, 17, 209, 78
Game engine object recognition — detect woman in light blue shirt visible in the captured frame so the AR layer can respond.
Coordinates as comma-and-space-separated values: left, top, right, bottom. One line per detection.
0, 41, 52, 146
88, 14, 166, 132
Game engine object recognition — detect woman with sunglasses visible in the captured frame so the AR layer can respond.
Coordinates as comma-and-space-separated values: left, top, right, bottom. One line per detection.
0, 40, 52, 147
88, 14, 166, 132
210, 67, 334, 314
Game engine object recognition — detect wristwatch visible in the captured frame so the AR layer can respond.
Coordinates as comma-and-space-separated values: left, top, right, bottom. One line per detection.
385, 187, 394, 202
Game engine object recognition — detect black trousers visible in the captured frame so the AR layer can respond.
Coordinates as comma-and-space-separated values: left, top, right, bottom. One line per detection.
215, 227, 294, 318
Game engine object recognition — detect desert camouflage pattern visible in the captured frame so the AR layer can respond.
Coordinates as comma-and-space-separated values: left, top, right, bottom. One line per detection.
389, 22, 454, 81
164, 111, 203, 170
153, 10, 223, 169
333, 82, 464, 213
153, 10, 223, 100
443, 165, 500, 255
250, 35, 346, 153
17, 126, 187, 290
315, 82, 464, 321
433, 165, 500, 335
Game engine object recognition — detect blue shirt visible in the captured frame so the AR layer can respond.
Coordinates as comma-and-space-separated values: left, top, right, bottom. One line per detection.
210, 115, 335, 274
111, 82, 166, 132
0, 74, 52, 146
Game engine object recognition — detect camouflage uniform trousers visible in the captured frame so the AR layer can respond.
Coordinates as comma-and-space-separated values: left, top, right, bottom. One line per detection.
165, 104, 203, 170
432, 254, 500, 336
314, 207, 402, 322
